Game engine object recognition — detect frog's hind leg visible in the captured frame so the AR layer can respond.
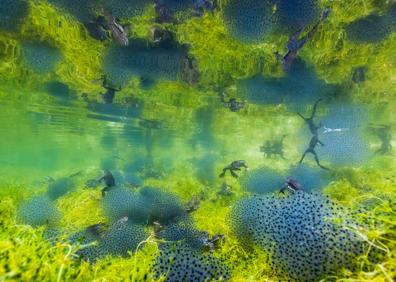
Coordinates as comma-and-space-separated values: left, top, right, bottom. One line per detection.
219, 168, 227, 178
312, 151, 328, 170
298, 150, 308, 163
230, 170, 238, 178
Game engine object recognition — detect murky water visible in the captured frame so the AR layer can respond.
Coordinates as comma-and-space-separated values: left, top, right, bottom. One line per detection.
1, 0, 396, 281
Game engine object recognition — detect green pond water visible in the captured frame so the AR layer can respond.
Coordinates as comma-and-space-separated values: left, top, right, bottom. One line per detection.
1, 0, 396, 281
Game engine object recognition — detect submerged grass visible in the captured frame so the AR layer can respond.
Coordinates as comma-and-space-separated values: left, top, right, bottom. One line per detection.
1, 157, 396, 281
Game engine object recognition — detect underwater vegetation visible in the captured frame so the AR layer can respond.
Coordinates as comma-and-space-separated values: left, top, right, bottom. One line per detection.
153, 242, 231, 281
17, 195, 61, 227
2, 0, 396, 280
21, 41, 62, 74
0, 0, 30, 32
230, 192, 364, 281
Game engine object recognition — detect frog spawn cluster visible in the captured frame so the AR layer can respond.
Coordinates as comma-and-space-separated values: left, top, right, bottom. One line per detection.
223, 0, 320, 43
346, 4, 396, 43
17, 195, 61, 227
153, 242, 230, 282
230, 192, 364, 281
71, 219, 147, 261
0, 0, 29, 32
72, 186, 230, 281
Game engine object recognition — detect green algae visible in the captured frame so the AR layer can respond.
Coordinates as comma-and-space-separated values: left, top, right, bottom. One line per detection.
2, 159, 396, 281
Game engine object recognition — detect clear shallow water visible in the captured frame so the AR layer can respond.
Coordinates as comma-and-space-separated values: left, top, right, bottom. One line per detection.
1, 0, 396, 281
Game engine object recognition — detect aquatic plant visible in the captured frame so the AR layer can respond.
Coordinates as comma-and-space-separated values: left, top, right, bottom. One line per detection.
240, 167, 285, 194
17, 195, 61, 227
222, 0, 275, 43
0, 0, 29, 32
230, 192, 364, 281
153, 242, 230, 281
21, 41, 62, 74
287, 163, 333, 192
47, 177, 75, 200
275, 0, 320, 32
103, 40, 186, 87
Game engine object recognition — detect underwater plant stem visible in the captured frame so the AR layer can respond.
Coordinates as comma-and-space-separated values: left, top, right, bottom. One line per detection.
131, 235, 155, 282
378, 264, 393, 282
57, 244, 73, 282
349, 227, 389, 253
